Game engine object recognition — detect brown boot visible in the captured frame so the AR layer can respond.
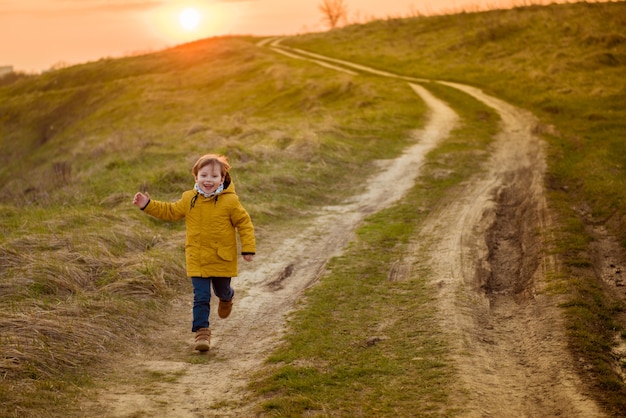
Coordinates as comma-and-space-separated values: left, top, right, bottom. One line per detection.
194, 328, 211, 351
218, 299, 233, 319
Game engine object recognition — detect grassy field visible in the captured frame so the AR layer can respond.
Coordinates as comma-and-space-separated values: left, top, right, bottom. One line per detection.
277, 2, 626, 415
1, 2, 625, 416
0, 36, 426, 416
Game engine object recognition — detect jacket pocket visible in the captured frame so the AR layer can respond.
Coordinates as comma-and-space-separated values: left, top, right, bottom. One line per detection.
217, 246, 234, 262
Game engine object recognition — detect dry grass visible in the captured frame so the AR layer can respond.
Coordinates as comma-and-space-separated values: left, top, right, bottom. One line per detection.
2, 2, 623, 414
0, 33, 425, 415
0, 211, 186, 413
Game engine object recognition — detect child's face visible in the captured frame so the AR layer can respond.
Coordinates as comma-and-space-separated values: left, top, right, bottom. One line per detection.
195, 163, 224, 194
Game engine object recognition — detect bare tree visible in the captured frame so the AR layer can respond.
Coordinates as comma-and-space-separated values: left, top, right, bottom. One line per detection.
318, 0, 348, 30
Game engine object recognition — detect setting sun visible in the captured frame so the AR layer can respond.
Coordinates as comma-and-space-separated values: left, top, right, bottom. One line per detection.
147, 2, 223, 44
179, 7, 201, 31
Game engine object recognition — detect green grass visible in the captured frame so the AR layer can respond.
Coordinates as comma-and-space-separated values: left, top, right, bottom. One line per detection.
285, 1, 626, 241
1, 2, 625, 416
0, 38, 424, 213
281, 2, 626, 414
251, 82, 498, 416
0, 36, 426, 416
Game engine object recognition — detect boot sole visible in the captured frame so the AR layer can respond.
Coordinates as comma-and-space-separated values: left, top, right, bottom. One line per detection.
194, 341, 210, 351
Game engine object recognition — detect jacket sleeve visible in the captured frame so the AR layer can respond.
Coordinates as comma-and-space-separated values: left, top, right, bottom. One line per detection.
142, 193, 189, 221
230, 198, 256, 254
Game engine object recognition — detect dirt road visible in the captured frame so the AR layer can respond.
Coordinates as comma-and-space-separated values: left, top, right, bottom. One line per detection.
419, 82, 603, 417
82, 41, 604, 417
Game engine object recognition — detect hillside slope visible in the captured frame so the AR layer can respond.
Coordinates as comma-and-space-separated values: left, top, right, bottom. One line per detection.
1, 2, 624, 416
0, 36, 428, 415
283, 3, 626, 413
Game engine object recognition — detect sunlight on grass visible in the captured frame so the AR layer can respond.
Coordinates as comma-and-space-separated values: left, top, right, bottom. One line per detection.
1, 2, 625, 415
0, 35, 425, 416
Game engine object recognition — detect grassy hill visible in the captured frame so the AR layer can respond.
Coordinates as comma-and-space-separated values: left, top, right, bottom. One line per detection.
285, 1, 626, 243
1, 2, 625, 416
0, 34, 427, 415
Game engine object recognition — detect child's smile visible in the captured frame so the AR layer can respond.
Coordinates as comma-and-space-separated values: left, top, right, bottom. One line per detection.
195, 163, 224, 194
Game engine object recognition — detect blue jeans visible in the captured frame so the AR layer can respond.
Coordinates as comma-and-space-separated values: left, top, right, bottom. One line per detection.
191, 277, 234, 332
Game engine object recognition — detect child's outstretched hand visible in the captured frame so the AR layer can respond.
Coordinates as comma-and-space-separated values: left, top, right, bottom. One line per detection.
243, 254, 254, 262
133, 192, 150, 209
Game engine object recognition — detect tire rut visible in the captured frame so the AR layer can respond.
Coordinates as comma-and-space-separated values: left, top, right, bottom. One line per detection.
422, 82, 605, 417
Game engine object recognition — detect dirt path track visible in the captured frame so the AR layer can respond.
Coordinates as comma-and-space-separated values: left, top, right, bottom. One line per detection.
267, 41, 603, 416
83, 40, 604, 417
84, 72, 457, 417
420, 82, 603, 417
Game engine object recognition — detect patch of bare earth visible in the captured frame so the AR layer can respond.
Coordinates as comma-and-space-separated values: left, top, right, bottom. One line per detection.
79, 83, 457, 417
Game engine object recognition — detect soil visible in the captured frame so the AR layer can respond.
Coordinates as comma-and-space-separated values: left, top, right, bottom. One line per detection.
79, 41, 618, 417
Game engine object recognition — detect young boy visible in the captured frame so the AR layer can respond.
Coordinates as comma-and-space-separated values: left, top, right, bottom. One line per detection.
133, 154, 255, 351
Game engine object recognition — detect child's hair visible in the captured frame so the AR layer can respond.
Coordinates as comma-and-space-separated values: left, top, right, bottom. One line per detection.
192, 154, 231, 177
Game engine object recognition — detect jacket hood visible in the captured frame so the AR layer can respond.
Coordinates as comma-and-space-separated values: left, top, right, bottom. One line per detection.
222, 172, 234, 194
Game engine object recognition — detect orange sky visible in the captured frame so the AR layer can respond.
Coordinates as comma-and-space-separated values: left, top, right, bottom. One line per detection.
0, 0, 607, 72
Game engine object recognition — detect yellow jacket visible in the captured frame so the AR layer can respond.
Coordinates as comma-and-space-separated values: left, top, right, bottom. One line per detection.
142, 178, 255, 278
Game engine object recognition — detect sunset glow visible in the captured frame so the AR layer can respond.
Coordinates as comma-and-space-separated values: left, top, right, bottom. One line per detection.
179, 7, 201, 32
148, 2, 219, 44
0, 0, 615, 73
